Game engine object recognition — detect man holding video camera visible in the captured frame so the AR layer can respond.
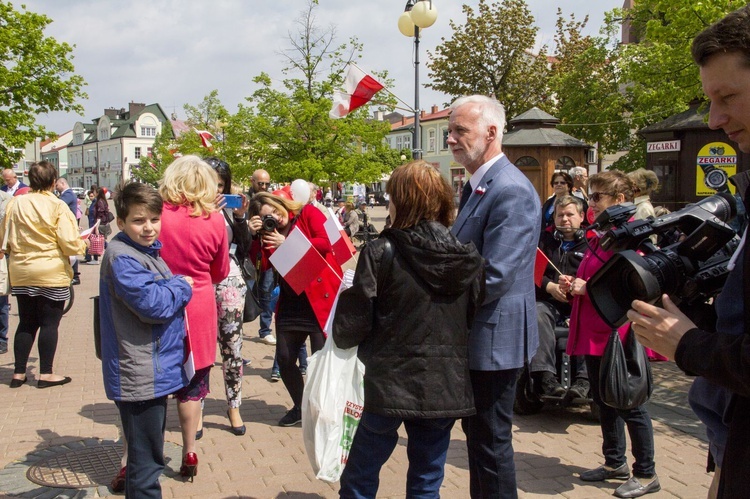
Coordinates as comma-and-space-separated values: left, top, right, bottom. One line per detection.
628, 7, 750, 497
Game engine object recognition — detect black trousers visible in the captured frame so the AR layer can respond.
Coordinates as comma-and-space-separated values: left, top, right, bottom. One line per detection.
13, 294, 64, 375
462, 368, 520, 499
276, 328, 324, 408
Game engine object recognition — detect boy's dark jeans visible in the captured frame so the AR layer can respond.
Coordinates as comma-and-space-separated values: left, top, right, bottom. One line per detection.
116, 396, 168, 499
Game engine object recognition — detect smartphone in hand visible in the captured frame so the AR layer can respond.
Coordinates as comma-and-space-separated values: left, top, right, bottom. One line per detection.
223, 194, 243, 209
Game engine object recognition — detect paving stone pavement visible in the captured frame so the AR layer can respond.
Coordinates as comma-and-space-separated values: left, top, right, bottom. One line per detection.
0, 206, 714, 498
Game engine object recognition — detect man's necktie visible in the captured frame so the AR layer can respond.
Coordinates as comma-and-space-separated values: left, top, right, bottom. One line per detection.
458, 182, 473, 212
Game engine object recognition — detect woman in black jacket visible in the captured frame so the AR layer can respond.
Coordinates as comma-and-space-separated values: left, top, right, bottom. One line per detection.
333, 160, 485, 498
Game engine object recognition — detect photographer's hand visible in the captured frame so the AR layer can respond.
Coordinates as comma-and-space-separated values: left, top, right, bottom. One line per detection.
262, 229, 286, 249
248, 215, 262, 235
628, 294, 696, 360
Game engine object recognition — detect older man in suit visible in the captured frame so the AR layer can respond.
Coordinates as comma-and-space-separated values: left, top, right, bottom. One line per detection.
449, 95, 541, 498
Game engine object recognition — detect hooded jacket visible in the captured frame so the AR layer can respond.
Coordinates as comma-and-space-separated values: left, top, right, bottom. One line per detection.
333, 221, 485, 418
100, 233, 193, 402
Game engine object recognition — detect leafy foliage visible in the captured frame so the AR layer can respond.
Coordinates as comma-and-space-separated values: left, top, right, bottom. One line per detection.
0, 1, 87, 167
426, 0, 551, 118
550, 0, 739, 171
224, 1, 400, 186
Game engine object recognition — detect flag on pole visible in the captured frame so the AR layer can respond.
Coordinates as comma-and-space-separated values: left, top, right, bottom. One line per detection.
534, 248, 551, 287
269, 227, 329, 295
325, 208, 357, 266
329, 65, 384, 119
195, 129, 215, 149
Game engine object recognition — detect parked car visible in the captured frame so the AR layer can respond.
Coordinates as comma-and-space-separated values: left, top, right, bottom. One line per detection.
71, 187, 86, 199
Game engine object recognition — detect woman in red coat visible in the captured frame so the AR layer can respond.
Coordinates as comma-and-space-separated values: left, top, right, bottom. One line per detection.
158, 155, 229, 480
248, 192, 342, 427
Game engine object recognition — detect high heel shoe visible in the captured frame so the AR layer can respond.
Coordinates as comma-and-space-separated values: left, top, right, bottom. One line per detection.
110, 466, 126, 492
180, 452, 198, 482
226, 409, 246, 436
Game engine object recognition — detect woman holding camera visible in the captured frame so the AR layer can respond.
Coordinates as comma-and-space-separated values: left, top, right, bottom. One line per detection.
248, 192, 342, 427
559, 170, 659, 498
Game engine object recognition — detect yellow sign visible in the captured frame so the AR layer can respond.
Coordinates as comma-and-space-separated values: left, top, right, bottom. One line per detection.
696, 142, 736, 196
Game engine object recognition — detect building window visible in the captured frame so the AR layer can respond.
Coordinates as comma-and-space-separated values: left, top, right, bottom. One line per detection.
396, 136, 403, 150
147, 147, 153, 157
587, 149, 597, 164
428, 129, 436, 152
555, 156, 576, 170
516, 156, 540, 167
403, 135, 412, 151
134, 147, 141, 159
442, 128, 449, 150
141, 126, 156, 137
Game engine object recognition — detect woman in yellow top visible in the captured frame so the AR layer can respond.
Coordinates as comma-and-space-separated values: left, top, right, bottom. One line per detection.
3, 161, 87, 389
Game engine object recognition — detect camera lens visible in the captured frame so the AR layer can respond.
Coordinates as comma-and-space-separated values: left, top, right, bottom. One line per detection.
261, 215, 278, 232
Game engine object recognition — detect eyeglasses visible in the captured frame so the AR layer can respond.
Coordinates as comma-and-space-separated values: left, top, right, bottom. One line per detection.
589, 191, 613, 203
552, 181, 568, 186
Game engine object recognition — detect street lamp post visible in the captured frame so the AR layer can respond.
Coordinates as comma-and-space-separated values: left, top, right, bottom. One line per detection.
398, 0, 437, 160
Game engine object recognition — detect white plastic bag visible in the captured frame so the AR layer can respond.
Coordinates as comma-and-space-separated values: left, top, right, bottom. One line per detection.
302, 270, 365, 482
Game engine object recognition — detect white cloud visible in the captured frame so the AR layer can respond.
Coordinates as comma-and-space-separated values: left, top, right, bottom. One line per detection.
21, 0, 622, 132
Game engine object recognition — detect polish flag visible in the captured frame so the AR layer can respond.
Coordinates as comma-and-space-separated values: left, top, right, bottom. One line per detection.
324, 208, 357, 266
269, 227, 329, 295
329, 65, 385, 119
534, 248, 551, 287
195, 129, 215, 149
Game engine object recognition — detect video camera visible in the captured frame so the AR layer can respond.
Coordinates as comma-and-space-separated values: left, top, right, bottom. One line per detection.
587, 193, 740, 327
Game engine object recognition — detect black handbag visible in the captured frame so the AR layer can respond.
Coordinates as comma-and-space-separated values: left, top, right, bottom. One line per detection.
599, 326, 653, 410
241, 254, 263, 323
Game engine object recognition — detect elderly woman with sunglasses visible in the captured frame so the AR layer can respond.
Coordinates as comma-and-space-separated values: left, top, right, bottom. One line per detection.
558, 170, 659, 498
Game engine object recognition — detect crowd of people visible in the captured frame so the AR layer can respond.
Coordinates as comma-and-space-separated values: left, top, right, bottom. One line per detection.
2, 6, 750, 499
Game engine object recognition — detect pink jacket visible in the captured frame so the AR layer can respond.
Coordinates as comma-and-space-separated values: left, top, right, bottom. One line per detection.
159, 203, 229, 370
566, 235, 630, 357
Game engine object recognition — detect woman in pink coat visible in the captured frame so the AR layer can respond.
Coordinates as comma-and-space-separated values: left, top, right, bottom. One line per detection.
159, 155, 229, 480
559, 170, 659, 498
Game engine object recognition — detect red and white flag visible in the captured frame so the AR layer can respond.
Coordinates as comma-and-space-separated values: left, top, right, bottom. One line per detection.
270, 227, 329, 295
534, 248, 551, 288
195, 129, 215, 149
329, 65, 384, 119
325, 208, 357, 266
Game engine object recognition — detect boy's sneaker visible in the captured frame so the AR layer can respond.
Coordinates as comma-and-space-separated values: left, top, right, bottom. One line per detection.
0, 342, 7, 354
300, 366, 307, 376
261, 334, 277, 345
278, 406, 302, 427
270, 371, 280, 382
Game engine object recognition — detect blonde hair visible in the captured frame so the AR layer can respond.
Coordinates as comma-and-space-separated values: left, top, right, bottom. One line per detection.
627, 168, 660, 196
248, 191, 304, 219
158, 155, 219, 217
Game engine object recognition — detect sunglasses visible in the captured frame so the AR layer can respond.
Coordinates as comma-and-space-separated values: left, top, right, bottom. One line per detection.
256, 182, 270, 187
552, 181, 568, 186
589, 191, 613, 203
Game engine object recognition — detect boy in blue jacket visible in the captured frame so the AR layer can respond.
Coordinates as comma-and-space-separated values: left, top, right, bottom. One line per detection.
99, 182, 193, 498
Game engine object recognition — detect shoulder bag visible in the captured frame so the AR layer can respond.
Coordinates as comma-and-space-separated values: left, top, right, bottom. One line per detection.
599, 326, 653, 410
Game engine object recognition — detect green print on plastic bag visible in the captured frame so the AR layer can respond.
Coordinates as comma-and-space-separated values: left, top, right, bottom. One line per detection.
340, 400, 363, 464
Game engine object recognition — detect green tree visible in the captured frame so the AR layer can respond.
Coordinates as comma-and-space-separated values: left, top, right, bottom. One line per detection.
227, 1, 401, 186
0, 2, 87, 167
550, 1, 739, 171
426, 0, 551, 118
130, 121, 176, 186
549, 11, 629, 159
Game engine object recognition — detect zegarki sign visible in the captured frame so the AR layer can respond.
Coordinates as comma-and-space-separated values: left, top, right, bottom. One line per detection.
646, 140, 681, 153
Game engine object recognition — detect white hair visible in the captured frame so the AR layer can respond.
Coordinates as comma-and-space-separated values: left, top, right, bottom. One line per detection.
569, 166, 588, 177
450, 95, 506, 142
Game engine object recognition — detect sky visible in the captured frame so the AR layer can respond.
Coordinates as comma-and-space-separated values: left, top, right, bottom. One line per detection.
19, 0, 624, 134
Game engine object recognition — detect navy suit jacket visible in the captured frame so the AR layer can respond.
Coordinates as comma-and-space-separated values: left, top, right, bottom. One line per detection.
59, 189, 77, 216
451, 155, 541, 371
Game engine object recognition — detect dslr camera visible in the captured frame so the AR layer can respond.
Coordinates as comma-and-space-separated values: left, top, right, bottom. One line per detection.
587, 193, 740, 327
261, 214, 278, 232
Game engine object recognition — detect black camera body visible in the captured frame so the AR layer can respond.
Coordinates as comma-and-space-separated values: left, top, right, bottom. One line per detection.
587, 193, 739, 327
261, 214, 278, 232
